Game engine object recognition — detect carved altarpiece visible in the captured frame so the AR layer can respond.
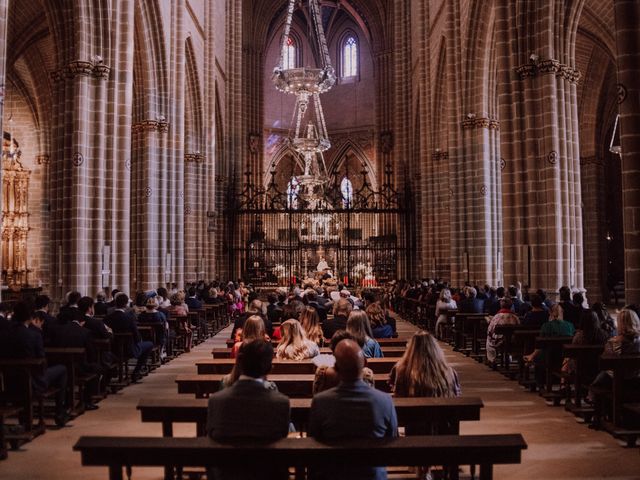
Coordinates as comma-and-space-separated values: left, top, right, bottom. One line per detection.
2, 135, 30, 287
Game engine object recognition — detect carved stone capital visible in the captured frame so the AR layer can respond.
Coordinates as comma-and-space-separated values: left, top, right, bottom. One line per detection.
516, 58, 581, 84
36, 154, 50, 165
461, 117, 499, 130
66, 60, 94, 77
185, 152, 205, 163
92, 64, 111, 79
132, 120, 170, 133
433, 150, 449, 161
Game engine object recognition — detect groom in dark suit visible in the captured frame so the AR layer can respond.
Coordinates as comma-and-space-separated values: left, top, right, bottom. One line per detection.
309, 339, 398, 480
206, 339, 290, 479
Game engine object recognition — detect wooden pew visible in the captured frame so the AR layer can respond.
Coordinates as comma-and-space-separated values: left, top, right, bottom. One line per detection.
562, 344, 604, 414
493, 324, 530, 377
196, 357, 399, 375
534, 336, 573, 402
74, 434, 527, 480
211, 346, 407, 359
45, 347, 95, 415
176, 373, 392, 398
596, 354, 640, 445
137, 396, 484, 437
0, 406, 22, 459
224, 337, 409, 349
0, 358, 49, 437
454, 314, 489, 360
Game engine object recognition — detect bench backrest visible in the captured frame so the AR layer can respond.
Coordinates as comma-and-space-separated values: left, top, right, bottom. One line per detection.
74, 434, 526, 475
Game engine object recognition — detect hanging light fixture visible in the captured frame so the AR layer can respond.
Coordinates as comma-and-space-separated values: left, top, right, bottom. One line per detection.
273, 0, 335, 208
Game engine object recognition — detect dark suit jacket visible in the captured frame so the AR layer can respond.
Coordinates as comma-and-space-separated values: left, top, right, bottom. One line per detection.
0, 315, 11, 335
57, 305, 82, 324
94, 301, 108, 316
309, 380, 398, 480
83, 315, 112, 340
0, 323, 50, 394
307, 301, 328, 323
2, 323, 45, 359
322, 315, 348, 340
206, 379, 290, 480
186, 297, 203, 310
48, 321, 98, 365
207, 379, 290, 439
104, 309, 143, 356
459, 297, 484, 314
267, 303, 283, 327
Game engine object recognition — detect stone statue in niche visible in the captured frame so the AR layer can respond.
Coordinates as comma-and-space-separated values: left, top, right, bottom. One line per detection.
380, 131, 393, 154
248, 133, 261, 154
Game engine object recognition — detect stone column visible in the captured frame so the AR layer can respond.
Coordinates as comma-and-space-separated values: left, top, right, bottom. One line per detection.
496, 0, 584, 293
0, 0, 8, 292
614, 0, 640, 304
204, 0, 218, 280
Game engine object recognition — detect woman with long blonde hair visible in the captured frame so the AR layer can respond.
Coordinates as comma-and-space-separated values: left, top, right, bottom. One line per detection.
299, 307, 324, 346
389, 330, 460, 397
276, 319, 319, 360
231, 315, 268, 358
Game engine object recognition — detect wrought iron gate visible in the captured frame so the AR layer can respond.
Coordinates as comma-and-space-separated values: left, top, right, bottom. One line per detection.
225, 165, 414, 287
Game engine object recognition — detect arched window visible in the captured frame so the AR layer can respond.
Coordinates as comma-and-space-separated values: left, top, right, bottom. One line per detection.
342, 35, 358, 78
283, 36, 297, 70
341, 176, 353, 208
287, 176, 300, 209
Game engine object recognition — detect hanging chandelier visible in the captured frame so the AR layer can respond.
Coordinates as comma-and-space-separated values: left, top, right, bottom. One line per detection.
273, 0, 335, 207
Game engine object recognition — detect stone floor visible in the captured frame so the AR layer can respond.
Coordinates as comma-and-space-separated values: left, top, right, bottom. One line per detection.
3, 320, 640, 480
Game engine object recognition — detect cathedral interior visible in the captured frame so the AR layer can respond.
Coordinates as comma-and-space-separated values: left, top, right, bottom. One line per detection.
1, 2, 640, 480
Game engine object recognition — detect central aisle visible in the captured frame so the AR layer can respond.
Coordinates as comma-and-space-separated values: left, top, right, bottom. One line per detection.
3, 319, 640, 480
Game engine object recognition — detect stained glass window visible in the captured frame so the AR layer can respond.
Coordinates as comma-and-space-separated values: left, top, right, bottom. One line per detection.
341, 176, 353, 208
283, 36, 297, 70
287, 176, 300, 209
343, 36, 358, 77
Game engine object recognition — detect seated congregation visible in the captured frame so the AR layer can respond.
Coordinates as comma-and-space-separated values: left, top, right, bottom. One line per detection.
3, 278, 639, 478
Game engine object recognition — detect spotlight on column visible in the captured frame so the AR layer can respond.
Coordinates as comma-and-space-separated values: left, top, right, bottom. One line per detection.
529, 53, 539, 63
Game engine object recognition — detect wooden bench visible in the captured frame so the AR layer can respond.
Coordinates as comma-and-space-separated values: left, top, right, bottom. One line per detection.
176, 373, 392, 398
196, 357, 399, 375
596, 354, 640, 445
0, 406, 22, 460
452, 313, 487, 355
45, 347, 96, 415
225, 337, 410, 349
74, 433, 527, 480
137, 396, 484, 436
562, 344, 604, 414
0, 358, 49, 437
211, 346, 407, 359
534, 336, 573, 402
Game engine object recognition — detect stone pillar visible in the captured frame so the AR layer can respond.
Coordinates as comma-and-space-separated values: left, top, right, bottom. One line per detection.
0, 0, 9, 291
204, 0, 218, 280
445, 0, 503, 287
496, 0, 584, 293
169, 0, 186, 288
614, 0, 640, 304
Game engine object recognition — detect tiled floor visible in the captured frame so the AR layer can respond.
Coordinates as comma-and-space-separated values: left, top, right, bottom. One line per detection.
3, 321, 640, 480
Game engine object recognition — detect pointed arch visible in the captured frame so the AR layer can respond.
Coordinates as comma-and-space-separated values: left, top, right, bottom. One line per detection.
133, 0, 169, 120
327, 140, 377, 191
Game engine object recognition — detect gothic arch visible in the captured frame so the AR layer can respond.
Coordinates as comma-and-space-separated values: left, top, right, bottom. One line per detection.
133, 0, 168, 120
327, 140, 377, 191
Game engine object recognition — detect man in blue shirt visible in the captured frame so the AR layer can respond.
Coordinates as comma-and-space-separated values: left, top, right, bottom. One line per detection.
309, 339, 398, 480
